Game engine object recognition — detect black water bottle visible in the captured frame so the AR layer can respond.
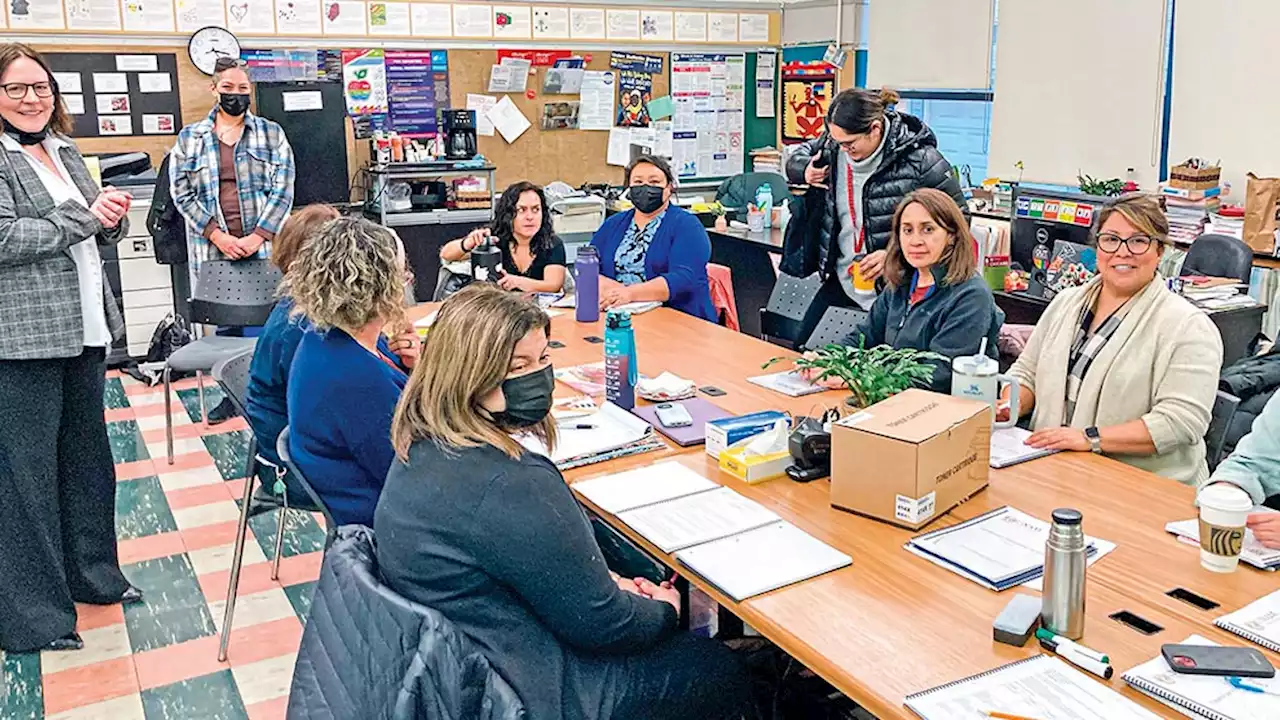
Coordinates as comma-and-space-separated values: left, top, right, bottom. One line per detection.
471, 235, 502, 283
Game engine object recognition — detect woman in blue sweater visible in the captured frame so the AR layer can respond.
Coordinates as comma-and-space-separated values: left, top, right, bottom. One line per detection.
243, 204, 338, 505
284, 217, 418, 527
590, 156, 716, 322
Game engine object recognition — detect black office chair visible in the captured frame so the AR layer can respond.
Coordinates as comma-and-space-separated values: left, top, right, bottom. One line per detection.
1179, 233, 1255, 285
803, 306, 869, 352
164, 259, 281, 464
1205, 390, 1242, 472
759, 273, 822, 349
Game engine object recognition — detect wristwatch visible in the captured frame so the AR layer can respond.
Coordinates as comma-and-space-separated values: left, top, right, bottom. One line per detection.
1084, 426, 1103, 454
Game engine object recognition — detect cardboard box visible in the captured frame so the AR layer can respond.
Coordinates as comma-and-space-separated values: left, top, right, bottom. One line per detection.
719, 443, 791, 484
705, 411, 789, 459
830, 389, 991, 530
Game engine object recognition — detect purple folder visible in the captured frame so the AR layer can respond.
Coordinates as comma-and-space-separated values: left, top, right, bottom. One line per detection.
630, 398, 733, 447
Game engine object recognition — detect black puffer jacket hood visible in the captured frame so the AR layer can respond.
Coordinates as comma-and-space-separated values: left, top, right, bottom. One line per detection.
782, 110, 966, 279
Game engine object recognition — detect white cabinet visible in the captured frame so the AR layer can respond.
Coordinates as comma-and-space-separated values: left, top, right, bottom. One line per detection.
116, 201, 176, 358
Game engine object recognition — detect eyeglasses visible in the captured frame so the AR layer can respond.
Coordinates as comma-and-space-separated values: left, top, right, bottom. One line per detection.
2, 82, 53, 101
1096, 232, 1157, 255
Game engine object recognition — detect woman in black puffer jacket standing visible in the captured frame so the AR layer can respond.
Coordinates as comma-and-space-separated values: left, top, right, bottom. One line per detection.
784, 87, 966, 347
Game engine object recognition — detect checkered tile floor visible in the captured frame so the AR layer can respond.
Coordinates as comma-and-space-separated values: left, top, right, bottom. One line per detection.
0, 372, 325, 720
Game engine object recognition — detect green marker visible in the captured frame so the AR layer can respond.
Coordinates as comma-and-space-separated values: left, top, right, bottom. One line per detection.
1035, 628, 1110, 664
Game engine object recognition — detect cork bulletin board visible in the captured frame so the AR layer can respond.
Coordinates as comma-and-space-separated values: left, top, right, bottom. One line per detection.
447, 49, 670, 188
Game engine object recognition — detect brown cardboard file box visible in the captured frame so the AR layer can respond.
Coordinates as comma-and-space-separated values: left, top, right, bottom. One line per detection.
830, 389, 991, 530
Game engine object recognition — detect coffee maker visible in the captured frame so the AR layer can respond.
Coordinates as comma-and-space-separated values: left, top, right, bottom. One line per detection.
440, 109, 478, 161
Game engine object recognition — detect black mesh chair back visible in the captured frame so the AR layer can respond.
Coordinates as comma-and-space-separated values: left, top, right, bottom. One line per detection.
278, 426, 339, 549
1206, 391, 1241, 472
804, 306, 869, 351
1179, 234, 1255, 285
211, 350, 254, 416
189, 259, 282, 327
760, 273, 822, 349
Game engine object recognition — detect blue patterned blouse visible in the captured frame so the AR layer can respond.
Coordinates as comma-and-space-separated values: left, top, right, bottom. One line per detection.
612, 209, 667, 285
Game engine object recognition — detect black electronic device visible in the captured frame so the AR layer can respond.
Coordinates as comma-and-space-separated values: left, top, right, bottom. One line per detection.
1161, 644, 1275, 678
1010, 186, 1107, 274
440, 109, 478, 161
786, 414, 833, 482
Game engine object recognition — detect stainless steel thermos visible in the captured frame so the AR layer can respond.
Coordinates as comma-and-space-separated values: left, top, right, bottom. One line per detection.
1041, 508, 1087, 639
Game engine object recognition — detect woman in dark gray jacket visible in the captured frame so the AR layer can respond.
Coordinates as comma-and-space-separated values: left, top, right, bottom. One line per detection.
375, 285, 749, 720
804, 189, 1000, 394
784, 88, 966, 347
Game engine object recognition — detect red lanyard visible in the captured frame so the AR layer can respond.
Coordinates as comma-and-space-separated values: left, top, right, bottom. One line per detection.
845, 162, 866, 255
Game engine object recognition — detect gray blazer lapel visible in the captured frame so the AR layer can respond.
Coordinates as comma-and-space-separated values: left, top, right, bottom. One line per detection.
58, 145, 101, 205
3, 147, 57, 217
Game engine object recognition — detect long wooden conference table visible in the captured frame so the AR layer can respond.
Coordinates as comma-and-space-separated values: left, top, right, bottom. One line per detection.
407, 304, 1280, 719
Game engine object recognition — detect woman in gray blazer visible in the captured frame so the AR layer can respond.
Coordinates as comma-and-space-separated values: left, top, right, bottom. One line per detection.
0, 43, 142, 653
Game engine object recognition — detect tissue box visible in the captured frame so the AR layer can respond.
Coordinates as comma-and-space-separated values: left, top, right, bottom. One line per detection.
705, 411, 789, 459
719, 444, 791, 484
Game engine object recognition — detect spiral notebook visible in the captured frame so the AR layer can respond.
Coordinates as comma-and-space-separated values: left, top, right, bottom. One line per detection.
1121, 635, 1279, 720
1215, 590, 1280, 654
905, 654, 1160, 719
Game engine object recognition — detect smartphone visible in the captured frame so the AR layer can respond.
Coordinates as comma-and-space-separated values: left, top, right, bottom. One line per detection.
654, 403, 693, 428
1161, 644, 1276, 678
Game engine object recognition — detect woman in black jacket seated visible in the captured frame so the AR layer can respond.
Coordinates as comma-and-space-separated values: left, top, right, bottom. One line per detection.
804, 189, 999, 393
784, 87, 966, 347
374, 284, 749, 720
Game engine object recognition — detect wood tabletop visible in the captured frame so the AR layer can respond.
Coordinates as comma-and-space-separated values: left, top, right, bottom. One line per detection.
408, 303, 1280, 719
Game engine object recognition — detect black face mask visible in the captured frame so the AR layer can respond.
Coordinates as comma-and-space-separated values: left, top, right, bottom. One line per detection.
219, 93, 251, 117
1, 117, 48, 146
491, 365, 555, 429
629, 185, 666, 215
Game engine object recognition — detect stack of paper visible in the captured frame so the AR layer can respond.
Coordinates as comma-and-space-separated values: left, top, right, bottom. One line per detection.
747, 370, 826, 398
1123, 635, 1278, 720
1166, 507, 1280, 571
1216, 590, 1280, 652
905, 506, 1115, 591
989, 427, 1059, 469
521, 402, 660, 468
572, 462, 850, 600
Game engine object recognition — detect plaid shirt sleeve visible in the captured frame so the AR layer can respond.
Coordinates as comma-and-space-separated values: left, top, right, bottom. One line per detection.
253, 123, 295, 237
169, 131, 215, 234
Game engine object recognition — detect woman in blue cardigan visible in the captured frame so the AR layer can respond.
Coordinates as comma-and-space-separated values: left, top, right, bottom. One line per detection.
590, 156, 716, 322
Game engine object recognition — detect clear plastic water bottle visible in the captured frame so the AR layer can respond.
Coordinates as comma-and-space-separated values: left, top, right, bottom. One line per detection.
604, 309, 637, 410
755, 184, 773, 229
575, 246, 600, 323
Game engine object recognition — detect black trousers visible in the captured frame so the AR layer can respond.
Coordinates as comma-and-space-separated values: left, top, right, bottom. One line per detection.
0, 348, 129, 652
795, 276, 857, 350
605, 632, 753, 720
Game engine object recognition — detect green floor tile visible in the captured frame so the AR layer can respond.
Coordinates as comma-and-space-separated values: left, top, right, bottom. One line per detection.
116, 476, 179, 541
248, 510, 326, 562
107, 419, 149, 464
102, 377, 129, 410
202, 430, 253, 482
283, 581, 316, 625
0, 651, 44, 720
122, 554, 216, 653
141, 670, 247, 720
176, 386, 226, 424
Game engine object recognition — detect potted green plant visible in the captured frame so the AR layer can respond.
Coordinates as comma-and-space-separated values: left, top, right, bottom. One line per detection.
765, 341, 946, 409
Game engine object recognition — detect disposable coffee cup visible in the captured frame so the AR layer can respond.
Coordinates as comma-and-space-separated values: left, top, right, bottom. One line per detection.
1197, 483, 1253, 573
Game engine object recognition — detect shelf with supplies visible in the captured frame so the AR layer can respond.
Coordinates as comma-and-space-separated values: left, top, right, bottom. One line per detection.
360, 162, 497, 228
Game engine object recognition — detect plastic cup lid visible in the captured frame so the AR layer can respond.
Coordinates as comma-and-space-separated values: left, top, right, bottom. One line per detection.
1198, 483, 1253, 513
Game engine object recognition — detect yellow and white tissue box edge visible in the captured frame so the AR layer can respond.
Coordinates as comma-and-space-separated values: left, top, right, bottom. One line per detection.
719, 444, 791, 484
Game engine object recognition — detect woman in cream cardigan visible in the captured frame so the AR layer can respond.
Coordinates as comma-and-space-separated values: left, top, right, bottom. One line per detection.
998, 194, 1222, 484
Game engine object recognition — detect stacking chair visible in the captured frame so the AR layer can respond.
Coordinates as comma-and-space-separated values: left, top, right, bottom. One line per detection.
164, 259, 281, 464
277, 426, 338, 550
213, 356, 326, 662
1205, 390, 1242, 472
1180, 234, 1255, 285
803, 306, 869, 351
759, 273, 822, 349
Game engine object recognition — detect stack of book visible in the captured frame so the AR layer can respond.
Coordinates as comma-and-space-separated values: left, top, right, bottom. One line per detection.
1162, 184, 1222, 245
750, 147, 783, 175
1209, 206, 1247, 239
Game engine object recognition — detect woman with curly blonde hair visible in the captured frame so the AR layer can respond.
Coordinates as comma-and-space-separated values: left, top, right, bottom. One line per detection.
285, 216, 419, 526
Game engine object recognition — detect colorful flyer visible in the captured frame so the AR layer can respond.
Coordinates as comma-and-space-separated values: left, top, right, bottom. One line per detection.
368, 1, 410, 36
616, 70, 652, 128
610, 52, 663, 75
342, 48, 389, 117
